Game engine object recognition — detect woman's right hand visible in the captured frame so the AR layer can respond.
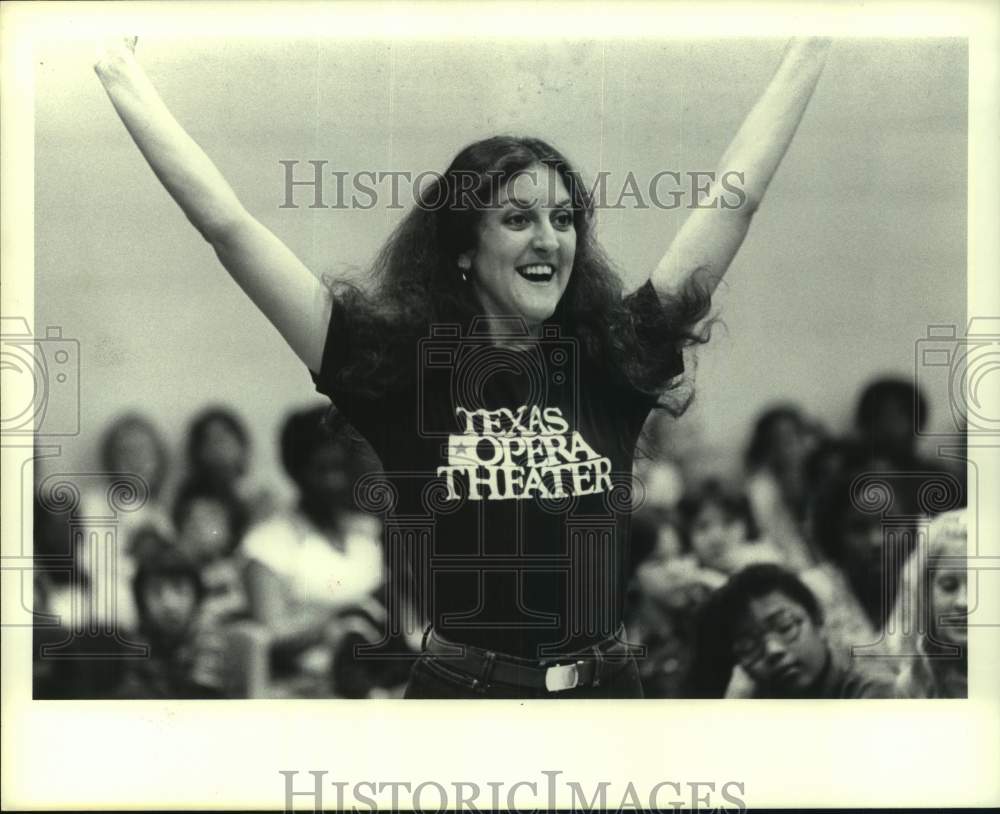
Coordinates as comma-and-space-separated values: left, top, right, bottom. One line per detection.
94, 36, 138, 75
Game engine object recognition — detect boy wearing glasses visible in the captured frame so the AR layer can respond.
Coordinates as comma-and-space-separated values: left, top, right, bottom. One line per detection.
702, 564, 897, 699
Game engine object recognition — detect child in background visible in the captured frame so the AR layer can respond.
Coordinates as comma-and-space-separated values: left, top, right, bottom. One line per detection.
693, 564, 897, 699
185, 406, 277, 523
241, 407, 383, 697
854, 377, 927, 468
628, 479, 777, 696
173, 481, 249, 625
117, 547, 226, 698
678, 479, 781, 576
810, 461, 918, 633
78, 413, 174, 634
627, 544, 721, 697
629, 456, 686, 575
853, 376, 966, 514
633, 477, 775, 606
890, 509, 968, 698
744, 405, 823, 571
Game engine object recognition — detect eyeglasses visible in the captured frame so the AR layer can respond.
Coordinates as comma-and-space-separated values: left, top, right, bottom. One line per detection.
731, 613, 805, 665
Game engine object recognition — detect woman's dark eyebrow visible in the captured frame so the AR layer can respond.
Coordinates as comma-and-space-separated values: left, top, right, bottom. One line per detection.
501, 196, 574, 209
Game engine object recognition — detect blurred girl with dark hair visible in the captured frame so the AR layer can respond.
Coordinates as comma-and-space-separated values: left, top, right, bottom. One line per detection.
628, 479, 780, 696
240, 406, 383, 696
744, 404, 823, 572
185, 406, 276, 522
76, 412, 173, 633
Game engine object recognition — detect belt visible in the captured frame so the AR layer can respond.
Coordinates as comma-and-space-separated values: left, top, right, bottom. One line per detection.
422, 628, 634, 693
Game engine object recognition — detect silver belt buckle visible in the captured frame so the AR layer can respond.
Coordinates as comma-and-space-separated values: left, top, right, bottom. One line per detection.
544, 660, 583, 693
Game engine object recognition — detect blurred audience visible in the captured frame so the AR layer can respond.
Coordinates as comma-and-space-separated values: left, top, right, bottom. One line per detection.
185, 406, 276, 523
116, 546, 226, 699
810, 460, 918, 632
855, 377, 927, 468
628, 479, 780, 696
32, 491, 75, 625
630, 457, 686, 576
241, 406, 383, 696
34, 370, 969, 699
77, 413, 173, 633
33, 491, 131, 699
744, 405, 822, 571
677, 479, 780, 575
172, 480, 249, 625
854, 376, 966, 511
889, 509, 968, 698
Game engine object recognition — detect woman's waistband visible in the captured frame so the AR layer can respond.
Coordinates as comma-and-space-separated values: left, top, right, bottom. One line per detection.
421, 625, 636, 693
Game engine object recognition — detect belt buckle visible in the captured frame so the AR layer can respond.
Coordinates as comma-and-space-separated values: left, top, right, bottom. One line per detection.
544, 660, 583, 693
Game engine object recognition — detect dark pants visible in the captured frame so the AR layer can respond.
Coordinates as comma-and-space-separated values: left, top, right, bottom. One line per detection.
403, 653, 645, 699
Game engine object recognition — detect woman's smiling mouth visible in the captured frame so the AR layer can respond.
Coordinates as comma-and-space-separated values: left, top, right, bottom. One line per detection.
516, 263, 556, 283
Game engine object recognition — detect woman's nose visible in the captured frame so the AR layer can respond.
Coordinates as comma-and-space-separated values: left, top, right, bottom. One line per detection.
532, 221, 559, 252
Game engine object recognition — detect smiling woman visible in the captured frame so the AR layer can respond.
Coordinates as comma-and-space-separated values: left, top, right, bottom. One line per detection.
461, 164, 576, 331
93, 36, 831, 698
323, 133, 710, 409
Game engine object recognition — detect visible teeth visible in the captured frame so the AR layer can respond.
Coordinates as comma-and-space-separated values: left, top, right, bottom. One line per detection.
520, 264, 553, 277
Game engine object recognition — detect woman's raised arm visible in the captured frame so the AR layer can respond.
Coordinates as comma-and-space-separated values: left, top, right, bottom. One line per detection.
650, 37, 832, 300
94, 39, 331, 372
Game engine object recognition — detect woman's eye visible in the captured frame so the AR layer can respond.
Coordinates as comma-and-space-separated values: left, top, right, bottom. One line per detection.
552, 210, 574, 229
505, 212, 530, 227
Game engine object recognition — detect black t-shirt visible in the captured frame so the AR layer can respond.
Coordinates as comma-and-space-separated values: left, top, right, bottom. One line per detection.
312, 282, 682, 659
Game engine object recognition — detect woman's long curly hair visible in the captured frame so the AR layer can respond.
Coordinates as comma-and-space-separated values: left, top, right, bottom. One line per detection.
327, 135, 713, 415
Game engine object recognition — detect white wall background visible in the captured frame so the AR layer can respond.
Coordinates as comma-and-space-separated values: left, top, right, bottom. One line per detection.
34, 37, 967, 492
